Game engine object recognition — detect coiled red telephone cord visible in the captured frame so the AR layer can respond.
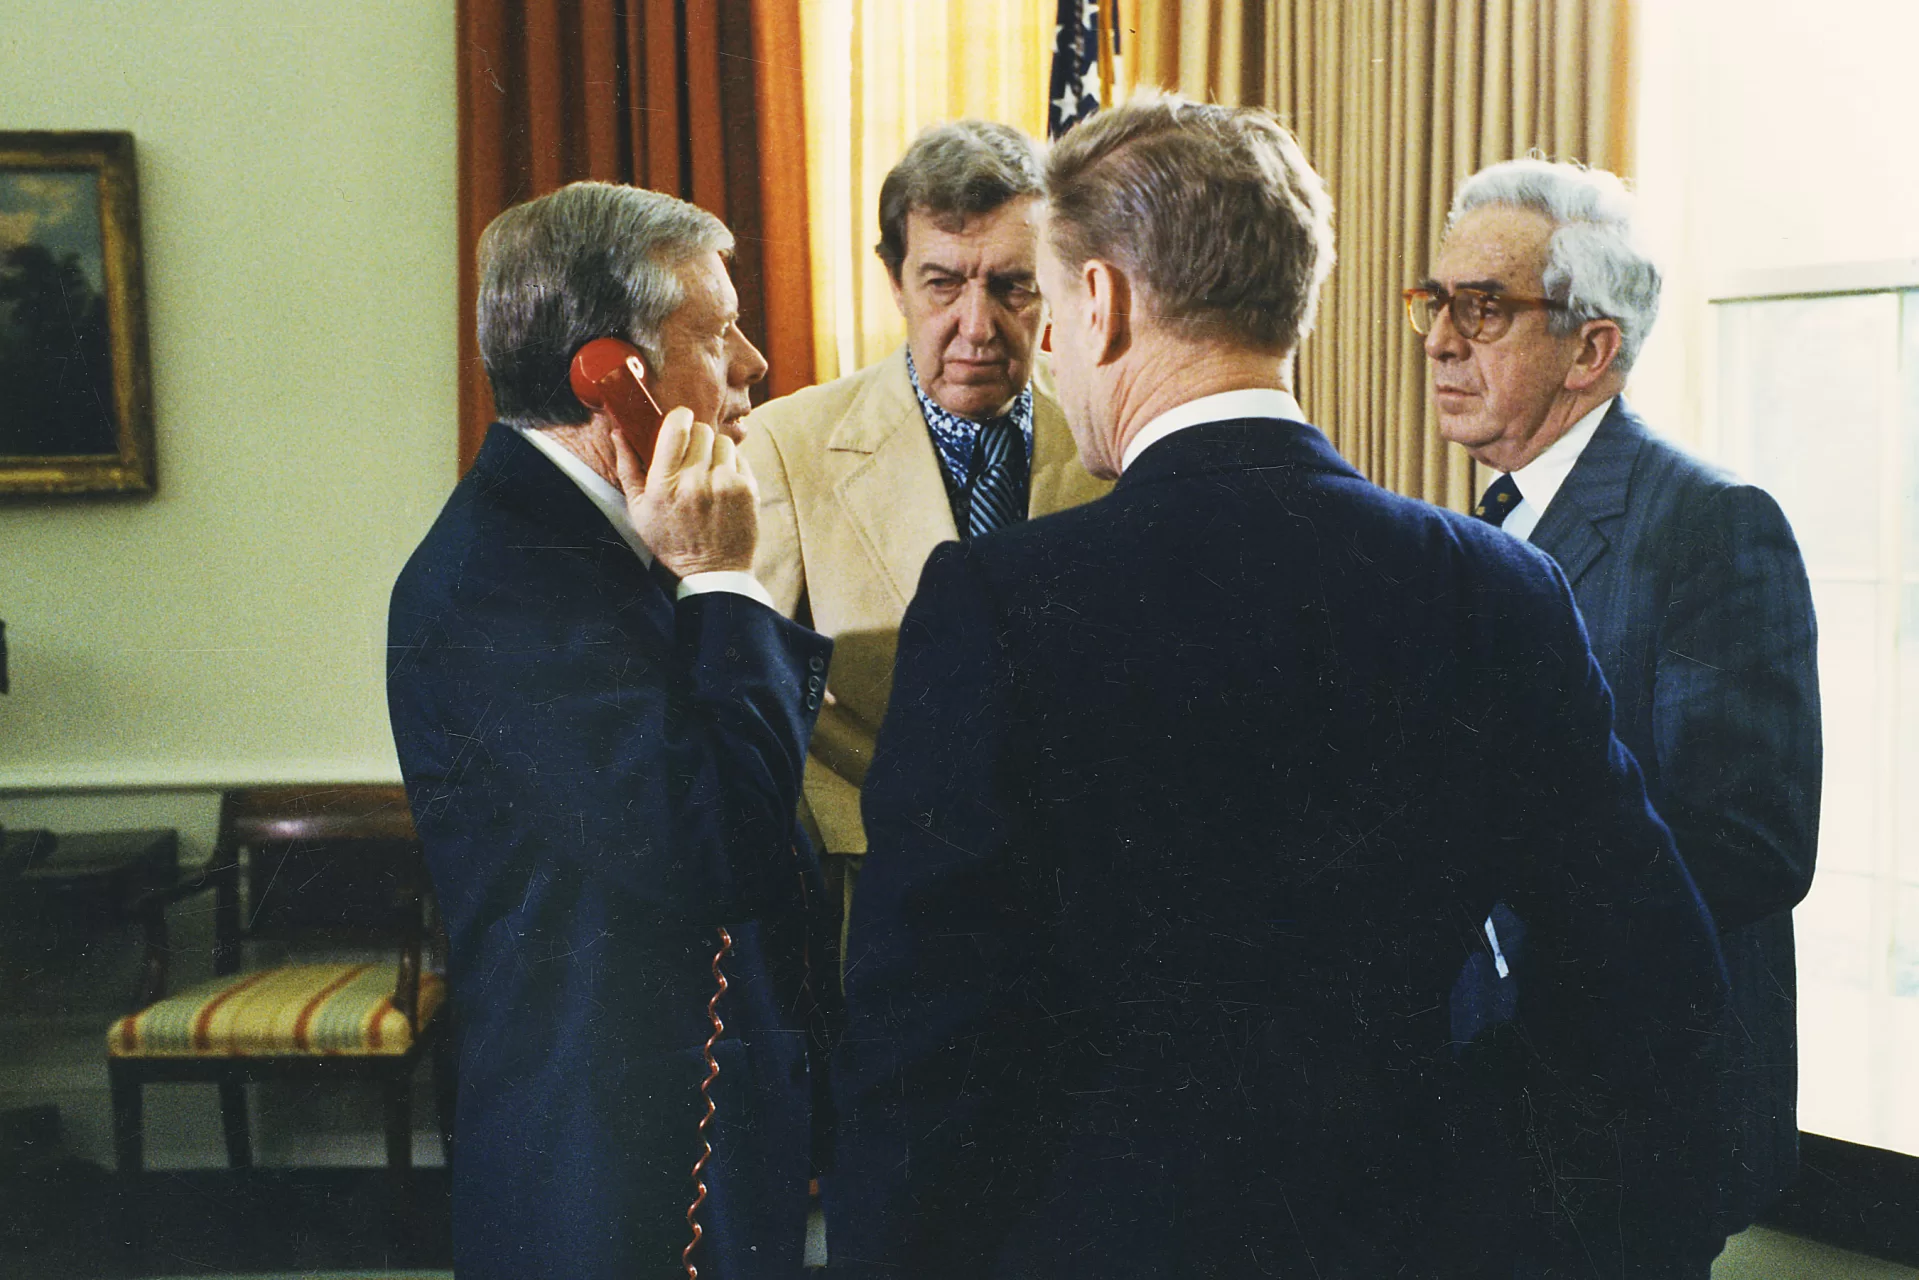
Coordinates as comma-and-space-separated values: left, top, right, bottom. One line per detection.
682, 925, 733, 1279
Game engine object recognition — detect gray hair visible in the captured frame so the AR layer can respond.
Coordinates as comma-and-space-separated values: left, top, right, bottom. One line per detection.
875, 120, 1044, 279
1449, 159, 1661, 372
1043, 92, 1335, 353
476, 181, 732, 426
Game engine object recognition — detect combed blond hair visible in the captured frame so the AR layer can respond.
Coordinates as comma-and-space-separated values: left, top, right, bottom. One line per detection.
1044, 92, 1335, 354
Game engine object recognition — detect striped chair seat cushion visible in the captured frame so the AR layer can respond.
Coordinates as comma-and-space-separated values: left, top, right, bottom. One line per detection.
109, 963, 445, 1058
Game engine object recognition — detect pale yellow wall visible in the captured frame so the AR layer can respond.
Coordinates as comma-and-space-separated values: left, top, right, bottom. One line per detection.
0, 0, 457, 791
1630, 0, 1919, 453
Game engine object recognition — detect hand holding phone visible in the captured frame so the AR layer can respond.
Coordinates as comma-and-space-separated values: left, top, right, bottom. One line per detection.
615, 406, 759, 577
569, 337, 666, 463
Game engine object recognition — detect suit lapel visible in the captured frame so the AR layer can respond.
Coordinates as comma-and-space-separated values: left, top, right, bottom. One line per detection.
1028, 392, 1098, 516
1526, 399, 1643, 588
828, 351, 959, 608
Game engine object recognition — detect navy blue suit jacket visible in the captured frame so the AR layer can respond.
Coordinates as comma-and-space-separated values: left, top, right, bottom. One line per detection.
387, 424, 832, 1279
829, 418, 1729, 1278
1529, 399, 1820, 1226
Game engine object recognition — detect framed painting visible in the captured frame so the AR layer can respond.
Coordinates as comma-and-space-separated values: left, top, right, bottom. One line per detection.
0, 131, 154, 495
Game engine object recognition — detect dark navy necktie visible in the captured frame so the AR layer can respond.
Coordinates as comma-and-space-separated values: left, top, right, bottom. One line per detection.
965, 417, 1028, 539
1475, 473, 1522, 527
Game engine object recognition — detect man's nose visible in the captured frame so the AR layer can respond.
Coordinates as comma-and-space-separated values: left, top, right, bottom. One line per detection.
955, 283, 997, 346
1423, 306, 1466, 362
732, 326, 768, 386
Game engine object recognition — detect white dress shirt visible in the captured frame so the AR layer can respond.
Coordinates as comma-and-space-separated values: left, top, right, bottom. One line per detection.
1120, 388, 1308, 473
1491, 397, 1613, 542
515, 424, 776, 609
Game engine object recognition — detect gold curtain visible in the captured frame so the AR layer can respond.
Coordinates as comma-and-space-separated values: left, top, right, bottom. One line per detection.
1136, 0, 1633, 510
798, 0, 1055, 382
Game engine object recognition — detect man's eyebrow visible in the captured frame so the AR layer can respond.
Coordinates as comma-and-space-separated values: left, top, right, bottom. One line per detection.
1416, 278, 1510, 294
915, 263, 1035, 287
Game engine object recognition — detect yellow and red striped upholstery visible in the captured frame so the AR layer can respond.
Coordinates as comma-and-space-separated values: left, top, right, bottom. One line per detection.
108, 964, 445, 1058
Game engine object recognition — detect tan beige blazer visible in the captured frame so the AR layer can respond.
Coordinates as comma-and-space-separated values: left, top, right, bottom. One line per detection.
741, 346, 1110, 855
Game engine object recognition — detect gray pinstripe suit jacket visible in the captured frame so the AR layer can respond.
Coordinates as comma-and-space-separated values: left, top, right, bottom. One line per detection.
1530, 396, 1822, 1231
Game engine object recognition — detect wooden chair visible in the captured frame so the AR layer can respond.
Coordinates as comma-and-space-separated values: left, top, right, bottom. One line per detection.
106, 785, 450, 1173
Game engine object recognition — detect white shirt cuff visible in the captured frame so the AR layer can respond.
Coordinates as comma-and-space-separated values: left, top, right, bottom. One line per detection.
676, 570, 777, 612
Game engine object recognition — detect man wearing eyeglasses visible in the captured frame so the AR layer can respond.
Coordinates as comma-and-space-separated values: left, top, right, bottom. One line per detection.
1414, 158, 1822, 1274
828, 102, 1730, 1280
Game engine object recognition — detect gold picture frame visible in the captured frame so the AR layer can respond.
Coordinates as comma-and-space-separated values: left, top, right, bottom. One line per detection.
0, 131, 155, 495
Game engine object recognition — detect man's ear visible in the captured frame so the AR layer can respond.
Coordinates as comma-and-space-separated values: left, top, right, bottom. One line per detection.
1084, 258, 1132, 366
1565, 318, 1624, 392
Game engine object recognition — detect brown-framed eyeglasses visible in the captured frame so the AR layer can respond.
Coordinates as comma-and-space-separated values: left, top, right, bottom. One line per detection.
1402, 285, 1566, 342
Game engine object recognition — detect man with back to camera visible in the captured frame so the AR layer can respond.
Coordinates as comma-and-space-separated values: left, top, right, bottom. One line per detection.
740, 120, 1108, 945
827, 94, 1731, 1279
386, 181, 832, 1279
1417, 158, 1822, 1273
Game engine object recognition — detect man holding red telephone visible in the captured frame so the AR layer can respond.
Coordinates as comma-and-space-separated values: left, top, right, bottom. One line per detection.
388, 181, 831, 1279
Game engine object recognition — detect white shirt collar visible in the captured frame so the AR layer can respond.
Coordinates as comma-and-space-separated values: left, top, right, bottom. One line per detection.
1120, 388, 1307, 473
1503, 397, 1613, 531
514, 424, 654, 566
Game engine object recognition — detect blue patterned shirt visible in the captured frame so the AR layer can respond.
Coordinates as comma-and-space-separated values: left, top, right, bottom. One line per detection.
905, 350, 1034, 495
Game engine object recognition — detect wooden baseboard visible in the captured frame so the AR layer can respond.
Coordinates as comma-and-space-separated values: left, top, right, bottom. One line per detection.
1761, 1132, 1919, 1266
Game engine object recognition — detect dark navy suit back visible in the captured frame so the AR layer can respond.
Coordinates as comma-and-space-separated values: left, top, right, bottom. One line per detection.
834, 419, 1728, 1278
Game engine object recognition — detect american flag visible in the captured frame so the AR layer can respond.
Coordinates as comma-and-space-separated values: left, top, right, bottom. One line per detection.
1048, 0, 1120, 139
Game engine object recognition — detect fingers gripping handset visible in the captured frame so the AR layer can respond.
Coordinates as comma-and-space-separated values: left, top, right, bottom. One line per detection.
612, 398, 759, 578
570, 337, 666, 463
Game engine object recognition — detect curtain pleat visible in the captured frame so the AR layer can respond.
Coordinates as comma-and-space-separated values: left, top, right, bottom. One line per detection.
752, 0, 815, 417
455, 0, 816, 472
1137, 0, 1631, 511
687, 6, 727, 214
640, 0, 680, 187
1511, 0, 1536, 151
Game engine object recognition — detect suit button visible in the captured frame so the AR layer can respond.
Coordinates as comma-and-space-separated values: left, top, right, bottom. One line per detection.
805, 694, 820, 710
806, 675, 824, 693
808, 655, 825, 673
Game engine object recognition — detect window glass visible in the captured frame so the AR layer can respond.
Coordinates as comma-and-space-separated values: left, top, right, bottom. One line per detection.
1715, 288, 1909, 1155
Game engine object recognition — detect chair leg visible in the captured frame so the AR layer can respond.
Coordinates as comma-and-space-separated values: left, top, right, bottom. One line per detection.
432, 1034, 456, 1171
384, 1072, 413, 1170
218, 1079, 252, 1169
108, 1064, 143, 1175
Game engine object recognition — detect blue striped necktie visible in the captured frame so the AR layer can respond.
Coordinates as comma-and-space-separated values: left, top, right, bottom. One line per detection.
965, 417, 1027, 539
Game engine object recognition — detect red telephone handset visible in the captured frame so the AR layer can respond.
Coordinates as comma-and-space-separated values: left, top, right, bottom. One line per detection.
569, 337, 667, 464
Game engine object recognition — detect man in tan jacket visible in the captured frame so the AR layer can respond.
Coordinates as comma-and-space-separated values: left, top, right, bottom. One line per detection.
743, 121, 1109, 937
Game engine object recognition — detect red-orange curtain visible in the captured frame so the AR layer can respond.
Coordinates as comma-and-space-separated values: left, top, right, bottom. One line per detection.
457, 0, 814, 471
